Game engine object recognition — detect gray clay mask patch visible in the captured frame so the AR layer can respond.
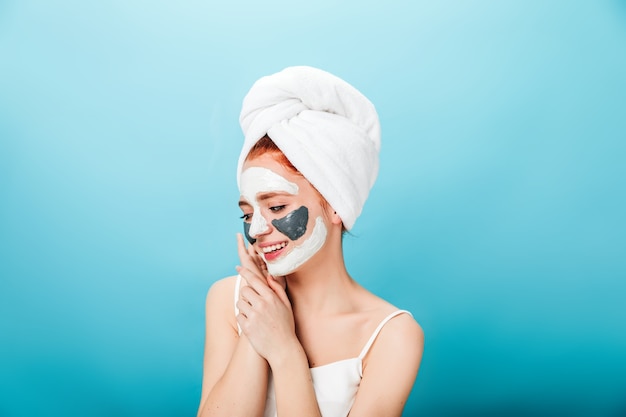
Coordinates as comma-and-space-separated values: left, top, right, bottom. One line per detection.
272, 206, 308, 241
243, 222, 256, 244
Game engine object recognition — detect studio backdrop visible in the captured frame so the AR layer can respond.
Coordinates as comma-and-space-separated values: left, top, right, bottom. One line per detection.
1, 1, 625, 416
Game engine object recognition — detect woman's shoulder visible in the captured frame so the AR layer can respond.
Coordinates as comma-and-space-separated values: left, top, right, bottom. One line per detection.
207, 275, 239, 294
359, 287, 416, 320
348, 295, 424, 416
204, 275, 240, 320
360, 290, 424, 351
378, 308, 423, 344
360, 295, 424, 373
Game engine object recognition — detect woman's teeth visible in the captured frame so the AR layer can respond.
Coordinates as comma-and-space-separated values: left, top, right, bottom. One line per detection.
262, 242, 287, 253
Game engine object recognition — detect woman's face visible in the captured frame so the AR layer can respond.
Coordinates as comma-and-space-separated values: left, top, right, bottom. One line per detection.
239, 153, 329, 276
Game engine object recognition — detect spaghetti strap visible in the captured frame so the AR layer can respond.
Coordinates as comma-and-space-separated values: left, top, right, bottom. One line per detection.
234, 274, 242, 335
358, 310, 412, 360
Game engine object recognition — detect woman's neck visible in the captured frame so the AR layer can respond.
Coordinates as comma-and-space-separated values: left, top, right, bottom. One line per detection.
284, 243, 358, 315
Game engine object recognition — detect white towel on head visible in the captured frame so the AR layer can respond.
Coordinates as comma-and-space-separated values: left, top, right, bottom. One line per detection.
237, 66, 381, 230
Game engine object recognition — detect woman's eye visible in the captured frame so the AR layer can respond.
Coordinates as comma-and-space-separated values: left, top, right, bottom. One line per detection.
240, 213, 252, 222
269, 205, 286, 213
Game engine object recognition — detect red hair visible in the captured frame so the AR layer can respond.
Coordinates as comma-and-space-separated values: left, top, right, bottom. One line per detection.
246, 135, 299, 174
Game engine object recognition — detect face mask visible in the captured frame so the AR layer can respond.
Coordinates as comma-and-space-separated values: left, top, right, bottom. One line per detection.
240, 166, 327, 276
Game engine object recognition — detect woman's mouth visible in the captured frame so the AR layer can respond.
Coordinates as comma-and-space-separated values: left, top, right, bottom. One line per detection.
260, 241, 287, 262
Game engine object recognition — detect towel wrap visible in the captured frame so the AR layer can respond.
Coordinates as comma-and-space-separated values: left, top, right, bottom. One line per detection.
238, 66, 381, 231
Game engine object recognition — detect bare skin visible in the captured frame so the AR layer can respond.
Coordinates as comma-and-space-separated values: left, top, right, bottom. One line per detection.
197, 154, 424, 417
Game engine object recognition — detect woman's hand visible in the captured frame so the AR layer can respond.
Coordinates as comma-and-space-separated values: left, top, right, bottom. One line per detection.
236, 233, 286, 290
235, 234, 296, 365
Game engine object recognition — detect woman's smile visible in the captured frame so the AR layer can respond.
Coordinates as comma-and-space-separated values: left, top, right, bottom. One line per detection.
259, 241, 288, 261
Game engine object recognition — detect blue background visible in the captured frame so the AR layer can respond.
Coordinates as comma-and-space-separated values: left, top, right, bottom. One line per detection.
1, 1, 625, 416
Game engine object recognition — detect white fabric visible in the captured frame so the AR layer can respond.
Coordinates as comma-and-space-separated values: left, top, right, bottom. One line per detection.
233, 276, 411, 417
238, 66, 381, 230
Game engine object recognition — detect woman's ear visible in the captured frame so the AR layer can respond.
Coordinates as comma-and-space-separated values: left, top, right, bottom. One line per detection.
331, 210, 343, 226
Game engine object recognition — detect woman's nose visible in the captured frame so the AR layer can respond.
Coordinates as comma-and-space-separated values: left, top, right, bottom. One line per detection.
248, 212, 270, 238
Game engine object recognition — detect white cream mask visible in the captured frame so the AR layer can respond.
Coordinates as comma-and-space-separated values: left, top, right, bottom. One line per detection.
240, 167, 299, 239
265, 216, 327, 276
239, 166, 328, 276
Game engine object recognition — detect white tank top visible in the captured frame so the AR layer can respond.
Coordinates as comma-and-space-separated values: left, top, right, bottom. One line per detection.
234, 275, 411, 417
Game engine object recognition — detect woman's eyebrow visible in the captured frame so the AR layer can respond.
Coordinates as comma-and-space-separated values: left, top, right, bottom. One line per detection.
256, 192, 292, 202
239, 192, 293, 207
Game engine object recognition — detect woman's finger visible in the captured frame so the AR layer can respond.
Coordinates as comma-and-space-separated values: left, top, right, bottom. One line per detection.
237, 234, 265, 278
239, 284, 263, 307
237, 285, 253, 305
249, 247, 269, 278
236, 265, 272, 298
247, 240, 257, 258
236, 234, 253, 267
247, 239, 272, 282
236, 298, 251, 318
267, 276, 290, 307
269, 273, 286, 290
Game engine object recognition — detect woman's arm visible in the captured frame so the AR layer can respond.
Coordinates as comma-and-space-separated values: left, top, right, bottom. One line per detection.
348, 313, 424, 417
237, 269, 322, 417
269, 340, 322, 417
235, 232, 322, 417
196, 277, 269, 417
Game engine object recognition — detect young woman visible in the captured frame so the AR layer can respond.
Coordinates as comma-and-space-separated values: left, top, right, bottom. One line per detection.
197, 66, 424, 417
